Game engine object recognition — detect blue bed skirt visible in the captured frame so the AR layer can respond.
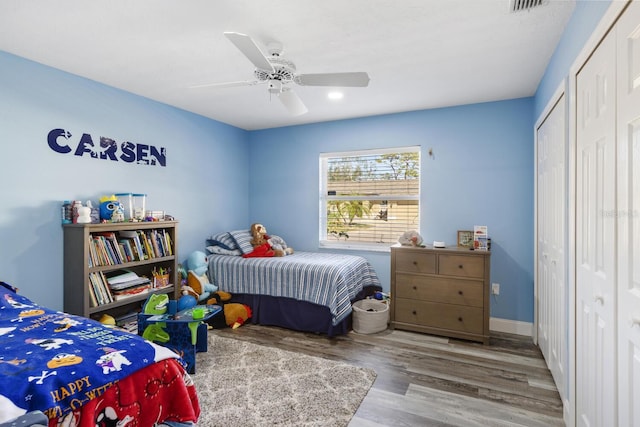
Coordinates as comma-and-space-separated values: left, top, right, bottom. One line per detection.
230, 285, 381, 337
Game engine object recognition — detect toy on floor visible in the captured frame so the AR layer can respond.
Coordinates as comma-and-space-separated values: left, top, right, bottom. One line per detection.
183, 251, 218, 303
205, 291, 252, 329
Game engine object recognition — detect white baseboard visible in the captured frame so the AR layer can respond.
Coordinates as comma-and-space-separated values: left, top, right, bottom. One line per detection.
490, 317, 533, 337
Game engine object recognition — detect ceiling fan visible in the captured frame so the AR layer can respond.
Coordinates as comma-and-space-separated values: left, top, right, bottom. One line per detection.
193, 32, 371, 116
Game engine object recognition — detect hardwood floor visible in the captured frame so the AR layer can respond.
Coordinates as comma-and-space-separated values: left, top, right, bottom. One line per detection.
212, 324, 564, 427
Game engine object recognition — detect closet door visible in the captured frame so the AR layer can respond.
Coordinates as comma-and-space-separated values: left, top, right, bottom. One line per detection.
576, 27, 617, 427
536, 93, 566, 400
616, 3, 640, 425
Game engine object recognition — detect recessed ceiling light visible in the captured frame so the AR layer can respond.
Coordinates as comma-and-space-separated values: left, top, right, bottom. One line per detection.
328, 91, 344, 100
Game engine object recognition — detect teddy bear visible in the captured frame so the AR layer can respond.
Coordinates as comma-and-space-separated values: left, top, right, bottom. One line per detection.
183, 251, 218, 303
246, 223, 293, 257
268, 235, 294, 256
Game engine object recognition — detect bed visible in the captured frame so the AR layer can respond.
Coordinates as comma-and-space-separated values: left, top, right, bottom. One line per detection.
206, 230, 382, 336
0, 281, 200, 427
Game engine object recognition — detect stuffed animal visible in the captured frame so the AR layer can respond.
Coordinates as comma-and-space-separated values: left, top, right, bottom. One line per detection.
398, 230, 424, 247
268, 235, 294, 256
184, 251, 218, 303
205, 291, 252, 329
99, 195, 124, 222
250, 223, 268, 247
247, 223, 293, 257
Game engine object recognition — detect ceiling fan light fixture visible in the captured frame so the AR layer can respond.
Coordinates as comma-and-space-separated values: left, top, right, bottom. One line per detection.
328, 91, 344, 100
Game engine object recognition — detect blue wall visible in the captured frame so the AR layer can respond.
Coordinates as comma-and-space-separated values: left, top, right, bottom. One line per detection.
249, 99, 535, 322
0, 51, 250, 309
0, 0, 612, 324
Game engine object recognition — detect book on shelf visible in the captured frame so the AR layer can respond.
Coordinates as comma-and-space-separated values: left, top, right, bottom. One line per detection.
118, 230, 147, 260
102, 269, 152, 302
164, 231, 173, 256
140, 231, 156, 259
88, 271, 113, 305
112, 284, 152, 301
88, 279, 98, 307
113, 310, 140, 333
105, 269, 139, 285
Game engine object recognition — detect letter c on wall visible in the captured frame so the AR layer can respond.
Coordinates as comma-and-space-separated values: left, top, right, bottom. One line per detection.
47, 129, 72, 154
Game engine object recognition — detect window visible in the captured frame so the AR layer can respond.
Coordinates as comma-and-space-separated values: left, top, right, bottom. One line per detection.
319, 146, 420, 250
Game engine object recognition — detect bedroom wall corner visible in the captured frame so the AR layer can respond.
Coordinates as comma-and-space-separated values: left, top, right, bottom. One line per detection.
0, 50, 251, 310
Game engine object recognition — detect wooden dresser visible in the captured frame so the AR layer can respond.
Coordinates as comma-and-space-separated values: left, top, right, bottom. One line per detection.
390, 245, 491, 344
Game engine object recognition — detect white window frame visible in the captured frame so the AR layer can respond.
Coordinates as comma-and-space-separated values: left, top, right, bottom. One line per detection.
319, 146, 421, 252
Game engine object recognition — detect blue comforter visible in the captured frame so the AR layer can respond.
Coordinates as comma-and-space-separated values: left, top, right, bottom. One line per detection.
0, 282, 176, 423
207, 251, 381, 325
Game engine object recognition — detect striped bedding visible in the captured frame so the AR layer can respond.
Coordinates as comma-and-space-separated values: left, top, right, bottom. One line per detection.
207, 252, 381, 325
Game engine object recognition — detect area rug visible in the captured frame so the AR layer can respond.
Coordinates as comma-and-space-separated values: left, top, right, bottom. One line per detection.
192, 334, 376, 427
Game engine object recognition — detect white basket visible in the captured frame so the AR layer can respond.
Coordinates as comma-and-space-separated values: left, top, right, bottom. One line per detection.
352, 299, 389, 334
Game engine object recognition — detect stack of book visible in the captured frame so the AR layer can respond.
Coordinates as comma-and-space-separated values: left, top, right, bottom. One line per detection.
114, 311, 140, 333
105, 270, 152, 301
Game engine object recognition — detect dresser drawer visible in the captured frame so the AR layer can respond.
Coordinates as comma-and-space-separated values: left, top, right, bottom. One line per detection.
394, 251, 436, 274
395, 274, 484, 307
395, 298, 483, 335
438, 254, 485, 278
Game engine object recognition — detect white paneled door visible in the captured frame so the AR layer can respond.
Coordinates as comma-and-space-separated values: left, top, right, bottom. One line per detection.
536, 93, 566, 402
616, 3, 640, 425
576, 26, 617, 427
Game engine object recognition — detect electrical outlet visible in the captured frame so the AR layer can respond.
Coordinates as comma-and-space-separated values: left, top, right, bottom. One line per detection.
492, 283, 500, 295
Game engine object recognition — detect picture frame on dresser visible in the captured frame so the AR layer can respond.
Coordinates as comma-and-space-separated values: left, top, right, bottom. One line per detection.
457, 230, 474, 248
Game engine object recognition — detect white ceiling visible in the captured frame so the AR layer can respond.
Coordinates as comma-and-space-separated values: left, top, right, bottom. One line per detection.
0, 0, 576, 131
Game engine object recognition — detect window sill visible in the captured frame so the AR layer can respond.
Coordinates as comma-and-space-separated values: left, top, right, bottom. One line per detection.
319, 241, 392, 253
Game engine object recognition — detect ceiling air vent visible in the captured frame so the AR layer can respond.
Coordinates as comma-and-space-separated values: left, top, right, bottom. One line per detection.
509, 0, 548, 12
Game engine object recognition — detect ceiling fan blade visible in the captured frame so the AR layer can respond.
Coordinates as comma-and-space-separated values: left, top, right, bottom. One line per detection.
295, 72, 370, 87
279, 89, 308, 116
188, 80, 262, 89
224, 32, 275, 73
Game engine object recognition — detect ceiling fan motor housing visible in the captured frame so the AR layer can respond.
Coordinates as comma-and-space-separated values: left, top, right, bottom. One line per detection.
254, 56, 296, 84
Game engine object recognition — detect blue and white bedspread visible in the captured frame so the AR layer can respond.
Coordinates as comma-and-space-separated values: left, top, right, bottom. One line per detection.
0, 282, 176, 423
207, 252, 381, 325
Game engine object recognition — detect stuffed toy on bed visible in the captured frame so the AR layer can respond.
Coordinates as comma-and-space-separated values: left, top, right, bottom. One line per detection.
245, 223, 293, 258
183, 251, 218, 302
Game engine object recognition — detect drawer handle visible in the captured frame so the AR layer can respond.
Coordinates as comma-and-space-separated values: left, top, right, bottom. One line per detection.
458, 290, 463, 296
413, 286, 417, 290
412, 310, 417, 315
458, 317, 463, 322
458, 264, 463, 269
413, 261, 418, 265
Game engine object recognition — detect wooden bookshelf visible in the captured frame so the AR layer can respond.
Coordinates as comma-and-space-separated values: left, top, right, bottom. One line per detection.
63, 221, 179, 321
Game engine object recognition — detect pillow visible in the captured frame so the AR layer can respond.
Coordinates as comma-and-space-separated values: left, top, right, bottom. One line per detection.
206, 245, 242, 256
229, 229, 255, 254
208, 232, 238, 251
